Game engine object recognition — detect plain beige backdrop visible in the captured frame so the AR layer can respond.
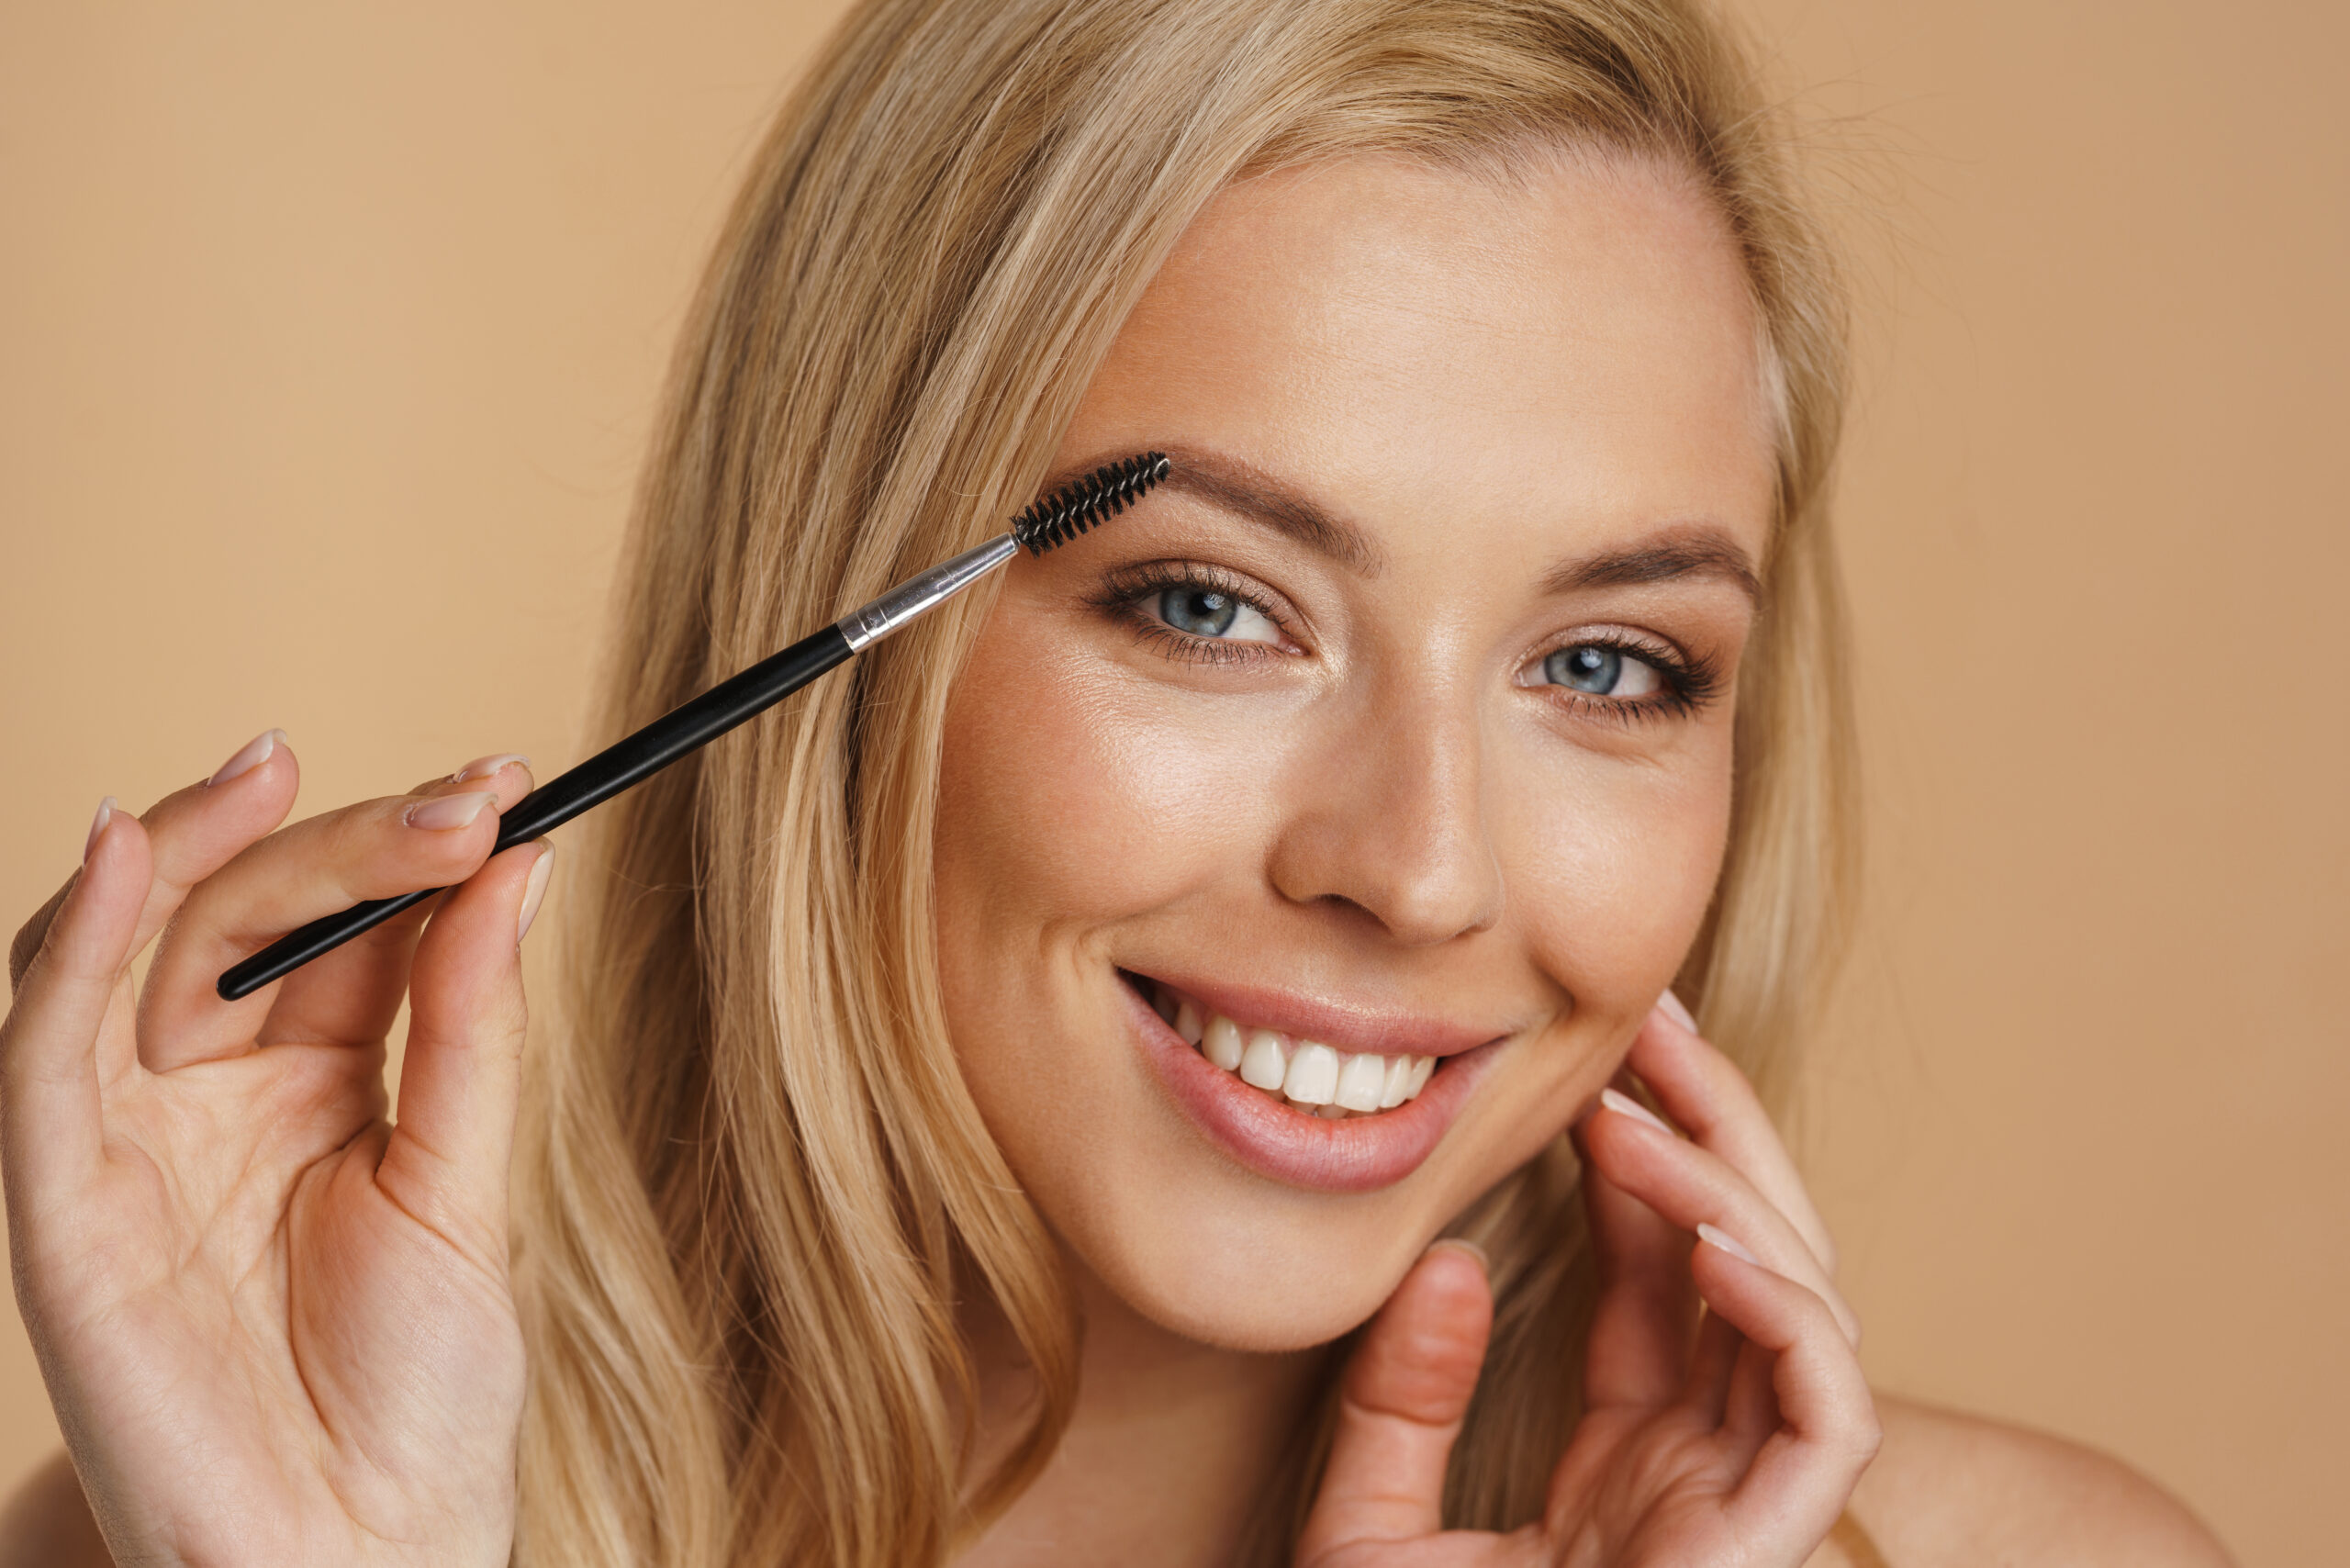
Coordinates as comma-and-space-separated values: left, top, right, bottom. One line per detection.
3, 1, 2342, 1562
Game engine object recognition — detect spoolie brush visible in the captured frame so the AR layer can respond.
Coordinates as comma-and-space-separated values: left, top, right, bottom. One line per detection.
1012, 452, 1170, 554
217, 451, 1173, 1001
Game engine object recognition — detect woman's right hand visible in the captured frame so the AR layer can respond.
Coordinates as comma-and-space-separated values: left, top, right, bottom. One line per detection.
1, 732, 549, 1568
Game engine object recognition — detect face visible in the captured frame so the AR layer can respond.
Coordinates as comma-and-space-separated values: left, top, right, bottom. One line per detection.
935, 150, 1776, 1350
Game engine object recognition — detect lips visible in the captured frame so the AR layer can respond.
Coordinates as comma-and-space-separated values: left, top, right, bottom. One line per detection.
1119, 970, 1506, 1193
1145, 980, 1438, 1116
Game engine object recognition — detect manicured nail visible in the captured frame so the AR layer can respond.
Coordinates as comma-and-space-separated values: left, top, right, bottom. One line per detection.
403, 791, 497, 831
451, 752, 529, 784
1425, 1237, 1490, 1277
517, 845, 555, 941
1600, 1086, 1674, 1137
207, 728, 285, 787
84, 796, 118, 861
1656, 990, 1697, 1033
1697, 1223, 1762, 1267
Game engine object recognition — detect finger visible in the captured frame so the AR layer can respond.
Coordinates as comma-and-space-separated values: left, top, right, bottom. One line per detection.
138, 773, 521, 1070
408, 752, 532, 800
0, 801, 148, 1191
9, 730, 297, 1003
1296, 1241, 1493, 1562
1687, 1239, 1880, 1545
257, 757, 533, 1050
1673, 1305, 1745, 1431
371, 842, 552, 1268
1631, 996, 1839, 1275
1583, 1092, 1861, 1348
1719, 1332, 1779, 1473
1573, 1097, 1695, 1412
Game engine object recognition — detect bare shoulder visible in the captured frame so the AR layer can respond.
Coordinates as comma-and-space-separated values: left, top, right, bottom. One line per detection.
1839, 1393, 2235, 1568
0, 1451, 111, 1568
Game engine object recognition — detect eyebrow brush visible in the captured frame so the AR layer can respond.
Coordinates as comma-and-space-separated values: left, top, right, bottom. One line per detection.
216, 451, 1170, 1002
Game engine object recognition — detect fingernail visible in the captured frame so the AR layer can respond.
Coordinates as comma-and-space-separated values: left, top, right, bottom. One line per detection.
1697, 1223, 1762, 1268
451, 752, 530, 784
517, 845, 555, 942
1599, 1086, 1674, 1137
1424, 1238, 1490, 1277
1656, 990, 1697, 1033
207, 728, 285, 786
404, 791, 497, 831
84, 796, 118, 861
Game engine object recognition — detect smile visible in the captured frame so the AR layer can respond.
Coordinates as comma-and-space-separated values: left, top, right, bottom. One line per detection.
1146, 980, 1437, 1118
1118, 969, 1508, 1193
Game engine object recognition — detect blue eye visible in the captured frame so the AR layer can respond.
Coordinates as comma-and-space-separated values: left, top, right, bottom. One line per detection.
1146, 583, 1283, 644
1158, 587, 1238, 637
1540, 643, 1661, 698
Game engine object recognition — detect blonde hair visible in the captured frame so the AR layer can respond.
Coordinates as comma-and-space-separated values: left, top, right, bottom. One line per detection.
511, 1, 1854, 1563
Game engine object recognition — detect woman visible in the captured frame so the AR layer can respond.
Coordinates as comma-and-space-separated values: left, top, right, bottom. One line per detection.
0, 0, 2233, 1563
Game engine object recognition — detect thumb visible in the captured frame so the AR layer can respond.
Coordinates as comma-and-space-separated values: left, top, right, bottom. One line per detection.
1297, 1240, 1494, 1564
376, 841, 552, 1266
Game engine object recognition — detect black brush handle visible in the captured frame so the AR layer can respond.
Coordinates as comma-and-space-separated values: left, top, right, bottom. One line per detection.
216, 624, 855, 1002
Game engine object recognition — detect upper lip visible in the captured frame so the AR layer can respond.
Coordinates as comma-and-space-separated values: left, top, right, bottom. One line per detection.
1122, 968, 1516, 1060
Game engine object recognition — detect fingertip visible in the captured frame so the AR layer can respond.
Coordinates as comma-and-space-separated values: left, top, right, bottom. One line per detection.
515, 843, 554, 943
1423, 1236, 1488, 1276
204, 727, 290, 789
42, 799, 150, 980
82, 796, 118, 863
1697, 1222, 1764, 1269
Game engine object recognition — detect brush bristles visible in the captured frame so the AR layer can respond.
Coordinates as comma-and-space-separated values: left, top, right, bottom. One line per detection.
1011, 451, 1171, 555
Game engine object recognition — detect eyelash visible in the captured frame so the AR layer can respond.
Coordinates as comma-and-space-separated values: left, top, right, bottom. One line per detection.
1530, 633, 1722, 725
1091, 561, 1294, 666
1091, 560, 1723, 720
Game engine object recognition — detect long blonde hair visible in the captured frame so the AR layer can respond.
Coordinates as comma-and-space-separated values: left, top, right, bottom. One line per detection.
512, 1, 1853, 1563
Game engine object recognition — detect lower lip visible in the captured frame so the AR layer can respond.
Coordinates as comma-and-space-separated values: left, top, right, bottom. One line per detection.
1121, 978, 1503, 1194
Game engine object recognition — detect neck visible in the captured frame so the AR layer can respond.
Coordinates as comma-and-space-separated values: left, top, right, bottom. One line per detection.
955, 1255, 1330, 1567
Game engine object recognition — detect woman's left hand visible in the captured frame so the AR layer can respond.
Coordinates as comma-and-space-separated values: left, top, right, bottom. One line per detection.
1296, 1000, 1880, 1568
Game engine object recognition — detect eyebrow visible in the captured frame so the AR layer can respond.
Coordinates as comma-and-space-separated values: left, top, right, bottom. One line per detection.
1542, 532, 1764, 608
1049, 443, 1382, 571
1048, 443, 1761, 606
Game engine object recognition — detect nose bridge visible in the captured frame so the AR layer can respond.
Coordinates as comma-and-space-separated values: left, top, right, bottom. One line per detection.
1270, 664, 1505, 946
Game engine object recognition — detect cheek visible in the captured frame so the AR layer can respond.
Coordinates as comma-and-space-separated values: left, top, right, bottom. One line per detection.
1499, 731, 1735, 1023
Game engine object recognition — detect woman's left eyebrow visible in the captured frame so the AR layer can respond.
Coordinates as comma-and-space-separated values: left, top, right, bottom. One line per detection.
1541, 529, 1762, 607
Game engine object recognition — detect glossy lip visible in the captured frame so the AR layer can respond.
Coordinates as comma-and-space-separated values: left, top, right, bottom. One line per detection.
1119, 974, 1509, 1193
1126, 968, 1511, 1060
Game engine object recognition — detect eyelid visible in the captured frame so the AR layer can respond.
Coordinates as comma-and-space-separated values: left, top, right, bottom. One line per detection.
1516, 624, 1723, 721
1092, 558, 1308, 655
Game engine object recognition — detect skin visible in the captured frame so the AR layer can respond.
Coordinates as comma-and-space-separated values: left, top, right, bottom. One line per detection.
0, 154, 2232, 1568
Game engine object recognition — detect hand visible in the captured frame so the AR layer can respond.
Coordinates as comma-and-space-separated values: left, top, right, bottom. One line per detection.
1298, 1001, 1878, 1568
2, 733, 550, 1568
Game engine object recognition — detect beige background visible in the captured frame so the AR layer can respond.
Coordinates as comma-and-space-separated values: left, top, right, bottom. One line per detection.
2, 1, 2341, 1562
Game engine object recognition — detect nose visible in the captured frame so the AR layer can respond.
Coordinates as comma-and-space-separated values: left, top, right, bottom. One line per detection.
1266, 681, 1505, 946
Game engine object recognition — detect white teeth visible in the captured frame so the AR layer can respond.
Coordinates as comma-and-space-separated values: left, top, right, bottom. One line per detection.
1158, 985, 1442, 1117
1334, 1052, 1387, 1113
1283, 1042, 1340, 1105
1201, 1014, 1244, 1070
1238, 1028, 1289, 1091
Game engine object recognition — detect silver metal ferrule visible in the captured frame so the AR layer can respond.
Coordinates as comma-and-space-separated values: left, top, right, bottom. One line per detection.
834, 532, 1020, 652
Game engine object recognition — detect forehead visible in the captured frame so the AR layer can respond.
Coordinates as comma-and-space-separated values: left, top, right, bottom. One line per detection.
1076, 150, 1777, 569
